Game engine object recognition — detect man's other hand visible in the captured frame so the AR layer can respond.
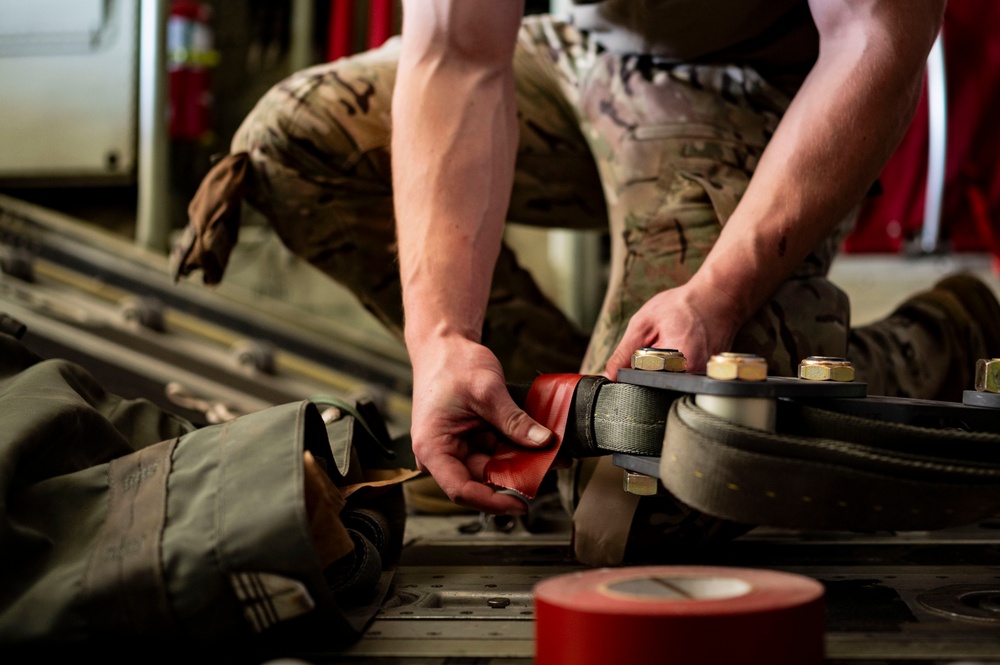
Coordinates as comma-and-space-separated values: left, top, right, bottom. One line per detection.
603, 282, 743, 380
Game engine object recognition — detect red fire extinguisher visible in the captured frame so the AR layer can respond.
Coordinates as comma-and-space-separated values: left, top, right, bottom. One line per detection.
168, 1, 218, 142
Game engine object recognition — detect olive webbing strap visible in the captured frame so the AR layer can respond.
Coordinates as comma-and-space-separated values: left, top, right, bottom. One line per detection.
592, 382, 677, 454
661, 395, 1000, 531
520, 377, 1000, 531
778, 400, 1000, 463
565, 379, 675, 457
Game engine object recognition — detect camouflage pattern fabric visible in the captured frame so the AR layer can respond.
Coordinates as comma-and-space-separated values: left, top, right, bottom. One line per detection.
528, 26, 854, 375
230, 27, 601, 384
221, 15, 1000, 565
230, 16, 859, 383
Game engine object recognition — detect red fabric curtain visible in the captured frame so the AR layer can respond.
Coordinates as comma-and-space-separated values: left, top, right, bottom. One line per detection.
846, 0, 1000, 256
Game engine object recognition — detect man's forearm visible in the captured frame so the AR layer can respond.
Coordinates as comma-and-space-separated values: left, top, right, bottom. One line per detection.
392, 1, 522, 353
687, 1, 945, 326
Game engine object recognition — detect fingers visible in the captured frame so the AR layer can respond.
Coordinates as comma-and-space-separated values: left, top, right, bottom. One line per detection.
437, 387, 549, 514
605, 322, 648, 381
422, 451, 529, 515
474, 382, 552, 450
407, 341, 554, 515
603, 344, 631, 381
410, 382, 551, 514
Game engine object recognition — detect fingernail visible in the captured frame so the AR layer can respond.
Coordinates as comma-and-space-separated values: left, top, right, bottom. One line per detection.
528, 425, 551, 445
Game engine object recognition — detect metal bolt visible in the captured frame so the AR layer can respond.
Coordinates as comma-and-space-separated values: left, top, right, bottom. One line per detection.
798, 356, 855, 382
975, 359, 1000, 393
119, 295, 166, 332
0, 314, 26, 340
230, 339, 277, 374
0, 246, 35, 282
623, 470, 659, 496
631, 347, 687, 372
706, 352, 767, 381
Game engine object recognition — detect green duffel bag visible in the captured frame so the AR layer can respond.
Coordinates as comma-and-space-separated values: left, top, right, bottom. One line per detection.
0, 326, 414, 653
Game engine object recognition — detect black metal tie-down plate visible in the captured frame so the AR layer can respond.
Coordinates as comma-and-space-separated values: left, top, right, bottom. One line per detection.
618, 369, 1000, 433
617, 367, 869, 398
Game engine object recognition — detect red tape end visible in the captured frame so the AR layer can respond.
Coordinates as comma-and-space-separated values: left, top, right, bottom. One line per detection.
483, 374, 584, 500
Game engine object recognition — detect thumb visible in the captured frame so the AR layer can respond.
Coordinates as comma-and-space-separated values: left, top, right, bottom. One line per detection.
481, 391, 552, 449
604, 340, 636, 382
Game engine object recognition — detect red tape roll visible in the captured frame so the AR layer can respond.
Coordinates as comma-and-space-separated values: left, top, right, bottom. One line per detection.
534, 566, 825, 665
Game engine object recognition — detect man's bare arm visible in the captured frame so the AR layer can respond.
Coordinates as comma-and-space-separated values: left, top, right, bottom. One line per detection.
393, 0, 549, 514
395, 0, 521, 345
605, 0, 947, 376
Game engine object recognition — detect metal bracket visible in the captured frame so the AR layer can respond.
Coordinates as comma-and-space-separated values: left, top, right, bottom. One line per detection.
617, 368, 868, 399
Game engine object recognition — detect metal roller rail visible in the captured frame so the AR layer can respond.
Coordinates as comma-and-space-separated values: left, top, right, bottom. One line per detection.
0, 193, 413, 401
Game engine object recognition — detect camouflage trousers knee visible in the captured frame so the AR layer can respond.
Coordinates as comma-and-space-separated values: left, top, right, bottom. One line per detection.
179, 13, 1000, 567
227, 15, 854, 382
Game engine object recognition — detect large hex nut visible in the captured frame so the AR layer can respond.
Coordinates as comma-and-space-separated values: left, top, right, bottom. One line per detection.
631, 347, 687, 372
798, 356, 855, 382
623, 471, 659, 496
975, 358, 1000, 393
706, 352, 767, 381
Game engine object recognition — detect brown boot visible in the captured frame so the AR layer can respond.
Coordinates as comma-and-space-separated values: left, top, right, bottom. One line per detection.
849, 273, 1000, 401
933, 273, 1000, 353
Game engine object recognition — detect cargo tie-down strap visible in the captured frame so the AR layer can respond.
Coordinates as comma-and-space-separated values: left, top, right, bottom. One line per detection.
485, 373, 1000, 532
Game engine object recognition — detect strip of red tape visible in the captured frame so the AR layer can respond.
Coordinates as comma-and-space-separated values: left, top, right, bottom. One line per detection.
483, 374, 584, 500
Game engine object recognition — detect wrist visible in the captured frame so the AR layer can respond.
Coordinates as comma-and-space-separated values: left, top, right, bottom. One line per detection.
683, 270, 754, 333
404, 318, 481, 367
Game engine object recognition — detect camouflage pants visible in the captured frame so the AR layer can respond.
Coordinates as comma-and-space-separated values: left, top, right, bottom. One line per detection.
229, 14, 998, 567
234, 16, 841, 381
232, 14, 985, 401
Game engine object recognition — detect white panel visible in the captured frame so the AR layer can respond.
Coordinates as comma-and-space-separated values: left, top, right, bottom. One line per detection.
0, 0, 104, 37
548, 0, 575, 19
0, 0, 137, 179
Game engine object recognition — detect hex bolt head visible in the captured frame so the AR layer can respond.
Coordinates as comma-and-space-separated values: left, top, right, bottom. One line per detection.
975, 358, 1000, 393
798, 356, 855, 382
631, 347, 687, 372
623, 470, 659, 496
119, 295, 166, 332
706, 352, 768, 381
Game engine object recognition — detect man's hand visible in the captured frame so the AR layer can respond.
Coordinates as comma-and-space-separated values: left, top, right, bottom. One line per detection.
605, 0, 945, 382
603, 281, 744, 380
409, 335, 552, 515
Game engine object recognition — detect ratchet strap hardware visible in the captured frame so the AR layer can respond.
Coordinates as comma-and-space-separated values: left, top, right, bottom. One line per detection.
490, 373, 1000, 532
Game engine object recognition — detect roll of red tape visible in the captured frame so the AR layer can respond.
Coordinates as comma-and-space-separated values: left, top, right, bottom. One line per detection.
534, 566, 824, 665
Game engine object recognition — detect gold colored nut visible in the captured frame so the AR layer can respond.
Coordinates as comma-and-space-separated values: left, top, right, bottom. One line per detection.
623, 471, 659, 496
798, 356, 855, 382
631, 347, 687, 372
975, 358, 1000, 393
706, 352, 768, 381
